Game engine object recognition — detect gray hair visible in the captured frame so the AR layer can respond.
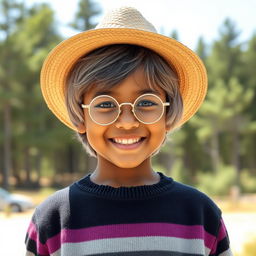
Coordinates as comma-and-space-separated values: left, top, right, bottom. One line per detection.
66, 44, 183, 157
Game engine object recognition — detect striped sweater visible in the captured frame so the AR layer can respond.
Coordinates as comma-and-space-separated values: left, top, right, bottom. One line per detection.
25, 172, 232, 256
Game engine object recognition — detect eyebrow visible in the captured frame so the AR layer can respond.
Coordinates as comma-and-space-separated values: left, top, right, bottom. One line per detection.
93, 90, 113, 98
92, 89, 161, 98
138, 89, 161, 95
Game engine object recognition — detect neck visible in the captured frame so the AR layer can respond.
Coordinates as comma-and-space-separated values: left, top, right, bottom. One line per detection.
90, 158, 159, 188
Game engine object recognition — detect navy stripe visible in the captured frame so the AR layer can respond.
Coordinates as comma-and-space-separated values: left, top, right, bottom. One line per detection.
214, 236, 230, 255
70, 180, 221, 234
25, 234, 37, 255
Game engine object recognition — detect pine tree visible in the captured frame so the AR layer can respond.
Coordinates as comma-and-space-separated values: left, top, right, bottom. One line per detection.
207, 18, 242, 84
241, 34, 256, 171
70, 0, 101, 31
0, 0, 25, 190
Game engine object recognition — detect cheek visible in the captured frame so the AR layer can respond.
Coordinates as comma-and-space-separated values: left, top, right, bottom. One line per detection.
85, 122, 108, 152
150, 124, 167, 145
87, 125, 102, 141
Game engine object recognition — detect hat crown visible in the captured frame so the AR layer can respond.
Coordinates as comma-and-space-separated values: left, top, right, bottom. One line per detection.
96, 6, 157, 33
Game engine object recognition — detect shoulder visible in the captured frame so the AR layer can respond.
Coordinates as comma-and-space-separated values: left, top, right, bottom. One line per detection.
173, 180, 220, 210
33, 187, 70, 228
163, 180, 223, 238
28, 187, 71, 244
36, 187, 70, 213
165, 180, 222, 223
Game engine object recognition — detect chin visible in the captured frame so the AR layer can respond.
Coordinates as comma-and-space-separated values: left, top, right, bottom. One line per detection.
114, 162, 142, 169
111, 158, 145, 169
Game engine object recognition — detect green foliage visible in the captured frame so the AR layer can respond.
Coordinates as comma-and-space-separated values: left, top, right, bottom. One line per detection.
240, 171, 256, 193
0, 0, 103, 187
192, 77, 253, 140
243, 34, 256, 89
169, 159, 193, 185
170, 30, 179, 40
196, 165, 236, 196
196, 37, 208, 63
207, 18, 242, 84
70, 0, 101, 31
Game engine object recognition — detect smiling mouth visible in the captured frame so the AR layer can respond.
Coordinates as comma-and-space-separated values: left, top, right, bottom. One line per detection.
109, 137, 146, 148
111, 137, 145, 144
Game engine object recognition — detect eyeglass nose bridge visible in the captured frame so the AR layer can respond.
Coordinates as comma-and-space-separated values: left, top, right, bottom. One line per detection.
119, 102, 134, 109
117, 102, 136, 117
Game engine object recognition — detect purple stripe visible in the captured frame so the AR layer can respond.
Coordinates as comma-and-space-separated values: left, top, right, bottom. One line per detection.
43, 223, 216, 254
62, 223, 209, 241
218, 219, 228, 241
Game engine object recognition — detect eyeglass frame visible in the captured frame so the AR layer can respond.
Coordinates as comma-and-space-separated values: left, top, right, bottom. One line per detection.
81, 93, 170, 126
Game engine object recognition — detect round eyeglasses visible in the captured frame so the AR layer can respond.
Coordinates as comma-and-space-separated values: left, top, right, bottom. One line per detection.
81, 93, 170, 126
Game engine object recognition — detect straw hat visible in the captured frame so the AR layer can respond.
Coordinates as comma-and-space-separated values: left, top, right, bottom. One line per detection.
41, 6, 207, 131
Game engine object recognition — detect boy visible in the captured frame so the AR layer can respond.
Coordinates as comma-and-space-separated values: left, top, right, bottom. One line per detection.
25, 7, 232, 256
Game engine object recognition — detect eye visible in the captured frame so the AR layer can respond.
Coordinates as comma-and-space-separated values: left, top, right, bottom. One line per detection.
95, 101, 116, 108
136, 100, 158, 107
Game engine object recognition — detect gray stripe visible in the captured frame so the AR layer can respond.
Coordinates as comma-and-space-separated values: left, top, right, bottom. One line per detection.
52, 251, 60, 256
36, 187, 70, 233
91, 250, 204, 256
52, 236, 210, 256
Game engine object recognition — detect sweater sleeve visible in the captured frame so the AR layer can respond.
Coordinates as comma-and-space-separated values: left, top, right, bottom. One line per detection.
24, 187, 69, 256
25, 211, 50, 256
210, 218, 233, 256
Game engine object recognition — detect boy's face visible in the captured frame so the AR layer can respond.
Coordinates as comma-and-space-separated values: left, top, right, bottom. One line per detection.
79, 68, 171, 169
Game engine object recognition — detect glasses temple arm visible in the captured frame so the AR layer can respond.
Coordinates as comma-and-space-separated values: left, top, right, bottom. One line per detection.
81, 104, 89, 109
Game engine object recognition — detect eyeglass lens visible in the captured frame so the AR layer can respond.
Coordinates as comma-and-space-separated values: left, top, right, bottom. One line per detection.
89, 94, 164, 125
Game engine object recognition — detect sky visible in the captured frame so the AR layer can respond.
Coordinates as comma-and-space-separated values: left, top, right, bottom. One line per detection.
25, 0, 256, 50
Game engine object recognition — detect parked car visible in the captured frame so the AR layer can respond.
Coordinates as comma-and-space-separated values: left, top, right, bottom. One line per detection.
0, 187, 34, 212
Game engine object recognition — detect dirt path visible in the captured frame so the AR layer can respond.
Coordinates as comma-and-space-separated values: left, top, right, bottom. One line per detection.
1, 211, 256, 256
0, 210, 33, 256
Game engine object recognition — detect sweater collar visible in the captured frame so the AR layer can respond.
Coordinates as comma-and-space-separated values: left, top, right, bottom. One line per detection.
75, 172, 173, 200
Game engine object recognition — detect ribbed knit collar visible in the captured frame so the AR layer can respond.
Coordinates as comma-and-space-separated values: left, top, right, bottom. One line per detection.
75, 172, 173, 200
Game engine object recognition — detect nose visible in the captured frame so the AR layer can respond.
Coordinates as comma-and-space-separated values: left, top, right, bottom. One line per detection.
115, 104, 140, 129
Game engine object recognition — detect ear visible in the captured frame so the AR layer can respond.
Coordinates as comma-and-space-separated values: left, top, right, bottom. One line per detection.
77, 122, 86, 134
165, 122, 172, 133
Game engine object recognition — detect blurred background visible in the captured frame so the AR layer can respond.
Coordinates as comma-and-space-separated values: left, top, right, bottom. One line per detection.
0, 0, 256, 255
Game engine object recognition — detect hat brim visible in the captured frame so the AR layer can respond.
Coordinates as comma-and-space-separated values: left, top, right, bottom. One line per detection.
41, 28, 207, 131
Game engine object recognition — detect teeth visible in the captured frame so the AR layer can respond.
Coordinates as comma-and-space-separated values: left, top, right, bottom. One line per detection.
113, 138, 141, 145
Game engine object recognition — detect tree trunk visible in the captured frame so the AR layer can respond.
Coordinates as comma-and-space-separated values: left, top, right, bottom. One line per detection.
35, 152, 42, 187
232, 126, 241, 188
67, 144, 76, 173
0, 146, 3, 185
24, 146, 31, 184
210, 128, 220, 173
12, 152, 21, 186
3, 102, 12, 190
